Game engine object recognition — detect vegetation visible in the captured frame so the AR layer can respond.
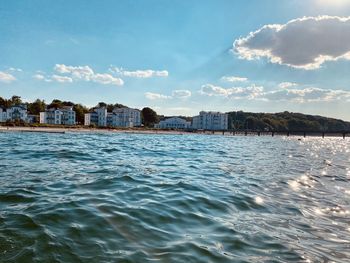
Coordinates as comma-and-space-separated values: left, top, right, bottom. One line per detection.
228, 111, 350, 132
141, 107, 159, 127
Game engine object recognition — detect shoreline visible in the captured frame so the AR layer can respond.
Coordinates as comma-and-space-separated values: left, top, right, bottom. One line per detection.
0, 126, 191, 135
0, 126, 348, 138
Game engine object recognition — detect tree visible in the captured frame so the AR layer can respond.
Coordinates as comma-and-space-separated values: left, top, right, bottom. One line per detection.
28, 99, 46, 115
106, 103, 127, 112
48, 99, 63, 109
11, 95, 22, 105
97, 102, 107, 108
73, 104, 89, 124
141, 107, 158, 127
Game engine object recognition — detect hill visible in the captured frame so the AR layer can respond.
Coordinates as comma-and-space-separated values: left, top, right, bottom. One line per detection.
227, 111, 350, 132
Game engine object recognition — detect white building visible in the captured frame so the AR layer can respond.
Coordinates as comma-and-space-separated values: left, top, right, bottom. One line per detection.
155, 117, 191, 129
84, 107, 108, 127
0, 107, 6, 122
110, 108, 141, 127
0, 105, 30, 123
40, 106, 76, 125
192, 111, 228, 130
85, 107, 141, 128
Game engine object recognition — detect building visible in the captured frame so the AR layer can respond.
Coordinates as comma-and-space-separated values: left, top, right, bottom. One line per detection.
192, 111, 228, 130
0, 107, 5, 122
109, 108, 141, 127
155, 117, 191, 129
0, 105, 30, 123
40, 106, 76, 125
85, 107, 141, 128
84, 107, 108, 127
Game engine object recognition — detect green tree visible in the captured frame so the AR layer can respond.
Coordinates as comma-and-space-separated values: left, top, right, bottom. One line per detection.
141, 107, 158, 127
11, 95, 22, 105
28, 99, 46, 115
97, 102, 107, 108
48, 99, 63, 109
73, 104, 89, 124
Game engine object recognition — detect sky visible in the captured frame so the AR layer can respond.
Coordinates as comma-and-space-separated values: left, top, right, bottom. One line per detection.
1, 0, 350, 120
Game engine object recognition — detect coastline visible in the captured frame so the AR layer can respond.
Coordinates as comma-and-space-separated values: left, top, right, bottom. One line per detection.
0, 126, 191, 135
0, 126, 348, 138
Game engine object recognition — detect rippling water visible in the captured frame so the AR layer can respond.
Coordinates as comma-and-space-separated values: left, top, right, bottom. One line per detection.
0, 132, 349, 262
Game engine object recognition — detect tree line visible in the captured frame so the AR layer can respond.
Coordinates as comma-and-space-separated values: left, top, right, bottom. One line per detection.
0, 95, 159, 127
228, 111, 350, 132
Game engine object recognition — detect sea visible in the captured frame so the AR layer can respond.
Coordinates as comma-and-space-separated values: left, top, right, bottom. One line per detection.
0, 131, 349, 262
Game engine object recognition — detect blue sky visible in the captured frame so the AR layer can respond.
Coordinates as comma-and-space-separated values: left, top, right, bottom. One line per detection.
1, 0, 350, 120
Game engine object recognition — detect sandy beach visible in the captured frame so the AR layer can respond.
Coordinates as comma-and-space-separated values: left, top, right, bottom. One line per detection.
0, 126, 192, 135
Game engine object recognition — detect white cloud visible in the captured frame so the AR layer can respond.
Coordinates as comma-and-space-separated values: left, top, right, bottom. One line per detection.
92, 73, 124, 86
171, 90, 192, 99
221, 76, 248, 82
145, 92, 171, 100
8, 67, 22, 72
278, 82, 298, 89
111, 67, 169, 78
52, 75, 73, 83
145, 89, 192, 100
234, 16, 350, 70
54, 64, 94, 81
54, 64, 123, 86
200, 84, 232, 97
200, 84, 264, 99
33, 74, 45, 80
200, 83, 350, 103
33, 74, 52, 82
0, 71, 16, 83
265, 87, 350, 102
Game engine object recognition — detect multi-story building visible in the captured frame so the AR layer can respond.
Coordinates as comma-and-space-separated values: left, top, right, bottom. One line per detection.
84, 107, 108, 127
0, 105, 30, 123
0, 107, 5, 122
110, 108, 141, 127
85, 107, 141, 128
155, 117, 191, 129
40, 106, 76, 125
192, 111, 228, 130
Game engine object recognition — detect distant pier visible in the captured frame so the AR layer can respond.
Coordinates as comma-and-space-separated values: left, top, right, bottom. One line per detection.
198, 130, 349, 139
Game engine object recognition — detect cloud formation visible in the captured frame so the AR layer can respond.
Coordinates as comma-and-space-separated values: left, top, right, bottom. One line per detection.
52, 64, 124, 86
55, 64, 94, 81
278, 82, 298, 89
145, 92, 171, 100
8, 67, 22, 72
92, 73, 124, 86
145, 89, 192, 100
0, 71, 16, 83
234, 16, 350, 70
200, 84, 263, 99
52, 75, 73, 83
221, 76, 248, 82
171, 90, 192, 99
111, 67, 168, 78
200, 82, 350, 103
33, 74, 45, 80
265, 87, 350, 102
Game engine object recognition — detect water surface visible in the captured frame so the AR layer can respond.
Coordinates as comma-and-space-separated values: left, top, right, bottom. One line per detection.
0, 132, 349, 262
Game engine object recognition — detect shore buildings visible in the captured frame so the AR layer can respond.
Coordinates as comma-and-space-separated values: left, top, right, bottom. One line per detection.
40, 106, 76, 125
84, 107, 108, 127
155, 117, 191, 129
0, 105, 35, 123
192, 111, 228, 130
84, 107, 141, 128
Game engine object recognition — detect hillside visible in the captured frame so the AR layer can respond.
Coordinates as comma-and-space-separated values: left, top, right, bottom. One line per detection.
227, 111, 350, 132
